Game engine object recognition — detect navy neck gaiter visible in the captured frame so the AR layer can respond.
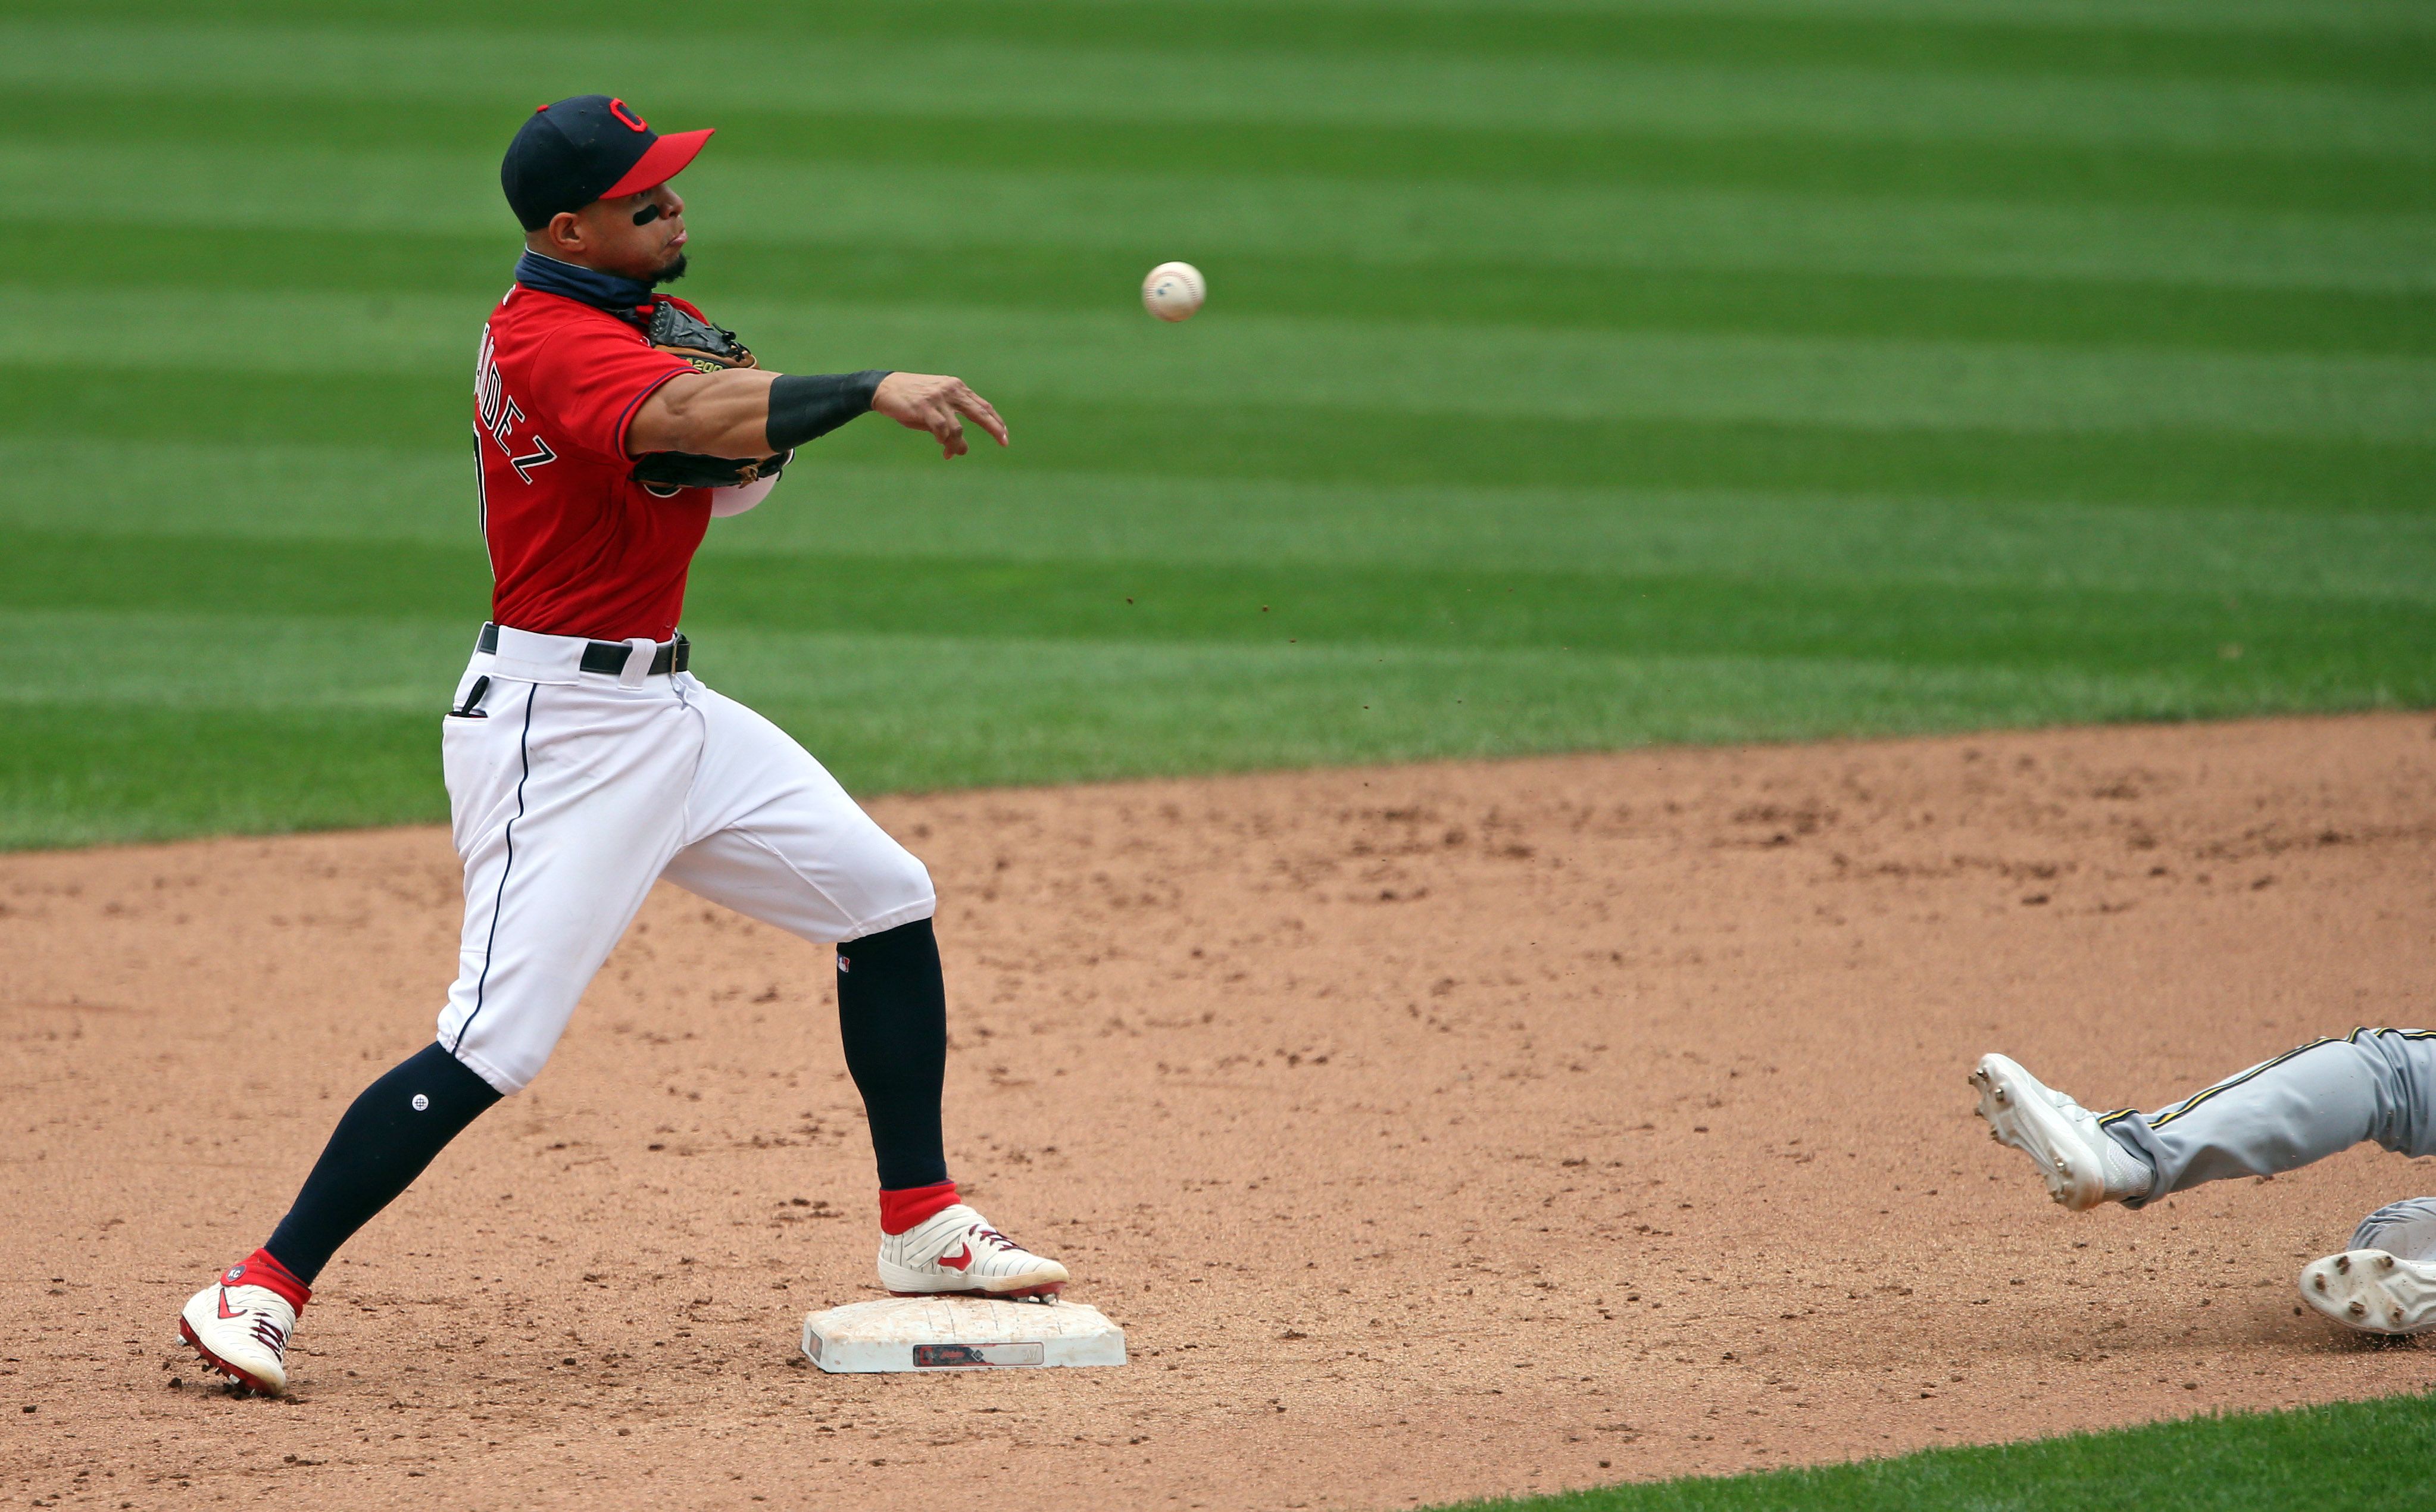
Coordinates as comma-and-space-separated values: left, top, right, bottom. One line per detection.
513, 249, 655, 313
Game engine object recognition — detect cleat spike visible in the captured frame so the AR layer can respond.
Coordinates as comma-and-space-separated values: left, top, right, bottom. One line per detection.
2379, 1255, 2397, 1271
2336, 1255, 2351, 1274
2349, 1301, 2368, 1317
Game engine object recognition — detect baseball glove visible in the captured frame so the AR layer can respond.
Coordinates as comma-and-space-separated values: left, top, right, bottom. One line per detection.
629, 299, 791, 492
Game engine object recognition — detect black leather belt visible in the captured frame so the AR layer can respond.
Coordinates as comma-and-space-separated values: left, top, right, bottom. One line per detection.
476, 622, 689, 677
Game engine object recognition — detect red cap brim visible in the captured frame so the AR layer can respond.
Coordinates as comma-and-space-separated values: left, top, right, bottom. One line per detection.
601, 127, 714, 201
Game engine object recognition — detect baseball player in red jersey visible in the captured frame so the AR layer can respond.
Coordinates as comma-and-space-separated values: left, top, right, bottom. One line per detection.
177, 96, 1067, 1395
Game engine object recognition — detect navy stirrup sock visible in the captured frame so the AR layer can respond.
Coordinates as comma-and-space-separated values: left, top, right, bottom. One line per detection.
835, 917, 951, 1192
263, 1042, 502, 1285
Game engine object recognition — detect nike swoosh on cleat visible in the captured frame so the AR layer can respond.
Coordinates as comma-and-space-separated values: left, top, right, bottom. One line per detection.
937, 1242, 973, 1272
216, 1288, 242, 1321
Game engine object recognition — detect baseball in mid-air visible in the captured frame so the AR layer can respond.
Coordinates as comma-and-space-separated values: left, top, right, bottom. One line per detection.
1141, 261, 1205, 322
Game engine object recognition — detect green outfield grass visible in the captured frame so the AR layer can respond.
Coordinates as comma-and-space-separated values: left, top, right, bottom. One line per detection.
1447, 1390, 2436, 1511
0, 0, 2429, 851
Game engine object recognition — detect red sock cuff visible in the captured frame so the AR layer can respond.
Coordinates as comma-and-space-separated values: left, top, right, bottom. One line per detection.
877, 1181, 959, 1235
227, 1248, 311, 1311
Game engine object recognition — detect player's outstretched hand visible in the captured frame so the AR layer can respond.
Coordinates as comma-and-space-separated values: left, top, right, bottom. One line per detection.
872, 373, 1009, 459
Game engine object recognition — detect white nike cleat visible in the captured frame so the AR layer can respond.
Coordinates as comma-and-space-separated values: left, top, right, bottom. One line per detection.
177, 1267, 302, 1395
2299, 1249, 2436, 1336
1970, 1052, 2154, 1211
877, 1204, 1069, 1299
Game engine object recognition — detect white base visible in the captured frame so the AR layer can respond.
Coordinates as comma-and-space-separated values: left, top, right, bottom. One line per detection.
801, 1297, 1126, 1373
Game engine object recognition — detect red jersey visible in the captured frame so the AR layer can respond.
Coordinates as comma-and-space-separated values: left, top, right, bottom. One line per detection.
473, 286, 715, 642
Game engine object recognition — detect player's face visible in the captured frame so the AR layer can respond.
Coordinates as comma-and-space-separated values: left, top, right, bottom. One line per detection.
572, 183, 688, 283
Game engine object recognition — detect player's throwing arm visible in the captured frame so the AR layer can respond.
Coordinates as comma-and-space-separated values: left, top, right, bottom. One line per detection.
630, 366, 1007, 463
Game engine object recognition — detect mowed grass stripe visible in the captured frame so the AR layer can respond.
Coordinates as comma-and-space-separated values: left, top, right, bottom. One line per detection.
1719, 0, 2436, 36
40, 0, 2436, 87
25, 442, 2434, 603
19, 368, 2428, 513
0, 607, 2299, 721
0, 705, 450, 850
9, 21, 2430, 154
0, 614, 2384, 850
14, 221, 2434, 358
8, 532, 2429, 693
27, 288, 2436, 441
23, 0, 2436, 93
0, 611, 470, 712
5, 143, 2429, 295
691, 474, 2436, 602
7, 86, 2425, 217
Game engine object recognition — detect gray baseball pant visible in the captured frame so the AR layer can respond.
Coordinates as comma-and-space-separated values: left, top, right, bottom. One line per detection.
2099, 1027, 2436, 1257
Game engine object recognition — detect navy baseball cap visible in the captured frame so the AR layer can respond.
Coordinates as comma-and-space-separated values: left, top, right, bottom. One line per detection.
501, 95, 714, 230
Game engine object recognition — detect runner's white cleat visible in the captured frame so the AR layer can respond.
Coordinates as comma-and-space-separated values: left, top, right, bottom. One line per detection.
877, 1204, 1069, 1299
2299, 1250, 2436, 1336
177, 1263, 305, 1395
1971, 1052, 2154, 1211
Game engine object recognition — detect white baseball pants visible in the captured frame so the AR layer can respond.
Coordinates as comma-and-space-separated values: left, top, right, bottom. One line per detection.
433, 625, 936, 1094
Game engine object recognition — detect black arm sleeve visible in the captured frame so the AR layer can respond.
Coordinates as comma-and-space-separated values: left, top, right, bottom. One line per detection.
765, 370, 891, 451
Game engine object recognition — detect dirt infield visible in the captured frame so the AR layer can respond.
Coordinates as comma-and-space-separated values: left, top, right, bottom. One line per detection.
6, 714, 2436, 1510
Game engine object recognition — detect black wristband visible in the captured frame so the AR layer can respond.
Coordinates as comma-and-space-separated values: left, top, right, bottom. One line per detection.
766, 370, 890, 451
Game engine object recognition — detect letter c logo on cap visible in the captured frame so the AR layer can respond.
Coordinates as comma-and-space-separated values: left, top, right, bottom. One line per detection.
608, 98, 649, 133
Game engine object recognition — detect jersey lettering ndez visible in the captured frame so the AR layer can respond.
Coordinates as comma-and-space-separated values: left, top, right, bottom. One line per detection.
473, 285, 723, 642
